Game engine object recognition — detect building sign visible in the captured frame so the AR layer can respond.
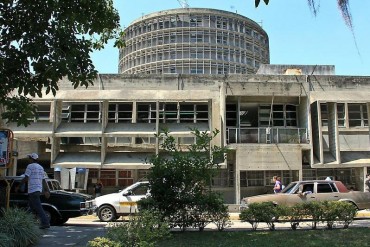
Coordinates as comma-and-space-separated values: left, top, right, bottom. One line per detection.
0, 129, 13, 167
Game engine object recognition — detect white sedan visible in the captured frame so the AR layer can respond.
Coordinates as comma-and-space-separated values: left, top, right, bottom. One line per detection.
88, 181, 150, 222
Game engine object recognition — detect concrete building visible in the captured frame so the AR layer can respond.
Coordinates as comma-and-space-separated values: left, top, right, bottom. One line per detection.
1, 8, 370, 203
3, 71, 370, 203
119, 8, 269, 75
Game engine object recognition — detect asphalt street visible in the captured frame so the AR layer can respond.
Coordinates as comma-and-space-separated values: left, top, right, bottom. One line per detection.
33, 211, 370, 247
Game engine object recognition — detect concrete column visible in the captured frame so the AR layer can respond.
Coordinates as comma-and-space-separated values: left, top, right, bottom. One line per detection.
234, 152, 241, 204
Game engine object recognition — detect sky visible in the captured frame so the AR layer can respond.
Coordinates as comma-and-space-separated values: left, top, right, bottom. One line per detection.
91, 0, 370, 76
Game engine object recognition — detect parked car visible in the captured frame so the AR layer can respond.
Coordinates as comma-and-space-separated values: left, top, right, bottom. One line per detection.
87, 181, 150, 222
240, 180, 370, 210
2, 176, 94, 225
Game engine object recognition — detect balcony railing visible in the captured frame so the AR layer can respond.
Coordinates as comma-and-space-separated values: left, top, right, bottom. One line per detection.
226, 127, 309, 144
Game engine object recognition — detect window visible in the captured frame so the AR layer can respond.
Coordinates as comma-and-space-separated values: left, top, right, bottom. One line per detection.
240, 171, 264, 186
190, 33, 196, 42
258, 104, 297, 127
190, 67, 203, 74
212, 164, 234, 187
317, 183, 336, 193
226, 104, 237, 127
216, 18, 227, 29
322, 103, 368, 128
190, 50, 197, 58
131, 183, 150, 195
108, 103, 133, 123
62, 102, 101, 123
170, 33, 176, 43
216, 34, 227, 45
337, 103, 345, 127
190, 16, 202, 27
118, 170, 133, 187
30, 103, 51, 122
348, 103, 368, 127
100, 170, 116, 187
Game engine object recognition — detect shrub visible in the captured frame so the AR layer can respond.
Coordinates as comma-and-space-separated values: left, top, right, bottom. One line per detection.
301, 201, 323, 229
239, 202, 279, 231
336, 201, 357, 228
105, 210, 170, 247
0, 233, 13, 247
321, 201, 357, 229
192, 192, 231, 231
0, 207, 42, 247
87, 237, 121, 247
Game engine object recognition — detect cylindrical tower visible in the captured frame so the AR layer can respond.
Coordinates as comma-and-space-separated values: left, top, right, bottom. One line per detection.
119, 8, 270, 75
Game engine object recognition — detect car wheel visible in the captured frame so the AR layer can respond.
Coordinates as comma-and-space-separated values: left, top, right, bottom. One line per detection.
43, 209, 56, 226
98, 205, 117, 222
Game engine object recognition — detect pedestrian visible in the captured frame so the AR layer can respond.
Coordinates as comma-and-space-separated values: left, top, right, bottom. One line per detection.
18, 153, 50, 229
273, 176, 283, 193
94, 180, 103, 198
365, 174, 370, 192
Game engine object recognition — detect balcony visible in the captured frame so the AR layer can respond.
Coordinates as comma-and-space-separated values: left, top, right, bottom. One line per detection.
226, 127, 309, 144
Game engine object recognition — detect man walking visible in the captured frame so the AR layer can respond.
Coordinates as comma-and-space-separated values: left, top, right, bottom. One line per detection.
20, 153, 50, 229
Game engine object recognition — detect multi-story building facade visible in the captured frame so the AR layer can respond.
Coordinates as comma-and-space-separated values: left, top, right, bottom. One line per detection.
3, 69, 370, 203
1, 8, 370, 204
119, 8, 269, 75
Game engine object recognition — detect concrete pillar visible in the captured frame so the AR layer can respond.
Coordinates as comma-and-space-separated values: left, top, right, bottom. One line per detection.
234, 154, 240, 204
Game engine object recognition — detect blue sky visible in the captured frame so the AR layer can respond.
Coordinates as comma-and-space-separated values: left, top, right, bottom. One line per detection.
91, 0, 370, 76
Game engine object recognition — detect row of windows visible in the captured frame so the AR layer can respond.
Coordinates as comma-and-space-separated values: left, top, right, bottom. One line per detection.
321, 103, 368, 128
123, 63, 254, 75
136, 102, 208, 123
30, 102, 209, 124
123, 31, 267, 56
226, 103, 298, 128
60, 136, 196, 145
125, 14, 267, 44
122, 48, 265, 70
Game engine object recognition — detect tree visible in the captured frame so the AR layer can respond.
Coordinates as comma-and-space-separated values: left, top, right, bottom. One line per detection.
140, 129, 230, 231
0, 0, 122, 126
255, 0, 353, 30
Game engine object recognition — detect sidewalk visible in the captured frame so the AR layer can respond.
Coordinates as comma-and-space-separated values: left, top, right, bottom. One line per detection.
34, 225, 106, 247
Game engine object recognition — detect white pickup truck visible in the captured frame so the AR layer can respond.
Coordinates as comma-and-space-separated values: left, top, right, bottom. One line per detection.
88, 181, 150, 222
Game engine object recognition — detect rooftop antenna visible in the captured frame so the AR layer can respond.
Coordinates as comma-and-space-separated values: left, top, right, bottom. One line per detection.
177, 0, 189, 8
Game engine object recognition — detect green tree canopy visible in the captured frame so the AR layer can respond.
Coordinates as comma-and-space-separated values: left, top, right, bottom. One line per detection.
0, 0, 122, 126
141, 129, 229, 230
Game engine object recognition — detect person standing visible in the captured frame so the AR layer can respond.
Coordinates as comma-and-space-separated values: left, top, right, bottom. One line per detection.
19, 153, 50, 229
365, 174, 370, 192
273, 176, 283, 193
94, 180, 103, 198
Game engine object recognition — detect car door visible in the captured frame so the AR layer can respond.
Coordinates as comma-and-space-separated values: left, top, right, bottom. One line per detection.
119, 183, 149, 214
284, 183, 317, 206
313, 182, 340, 202
9, 179, 29, 209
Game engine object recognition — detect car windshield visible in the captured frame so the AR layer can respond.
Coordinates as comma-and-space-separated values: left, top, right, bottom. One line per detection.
281, 182, 298, 193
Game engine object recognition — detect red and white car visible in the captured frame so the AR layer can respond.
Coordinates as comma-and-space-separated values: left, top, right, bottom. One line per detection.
88, 181, 150, 222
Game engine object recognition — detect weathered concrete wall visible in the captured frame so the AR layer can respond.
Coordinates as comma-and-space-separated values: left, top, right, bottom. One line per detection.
235, 145, 302, 170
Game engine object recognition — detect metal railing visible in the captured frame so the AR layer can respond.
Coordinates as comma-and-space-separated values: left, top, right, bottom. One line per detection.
226, 127, 309, 144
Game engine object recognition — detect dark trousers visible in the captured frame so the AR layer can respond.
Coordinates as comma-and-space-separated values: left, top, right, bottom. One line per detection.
28, 191, 50, 227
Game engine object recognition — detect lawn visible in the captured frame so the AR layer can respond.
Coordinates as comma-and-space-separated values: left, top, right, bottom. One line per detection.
156, 228, 370, 247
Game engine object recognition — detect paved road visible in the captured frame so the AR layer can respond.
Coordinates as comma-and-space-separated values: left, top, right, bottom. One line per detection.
34, 212, 370, 247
